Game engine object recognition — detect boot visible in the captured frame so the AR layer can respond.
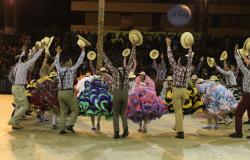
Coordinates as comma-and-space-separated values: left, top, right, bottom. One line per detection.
175, 131, 184, 139
66, 125, 75, 134
122, 128, 129, 138
113, 132, 120, 139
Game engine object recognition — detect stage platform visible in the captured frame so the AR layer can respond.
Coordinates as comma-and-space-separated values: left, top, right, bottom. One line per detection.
0, 94, 250, 160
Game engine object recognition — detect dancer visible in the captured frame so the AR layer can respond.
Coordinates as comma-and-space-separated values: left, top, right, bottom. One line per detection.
97, 29, 142, 139
152, 53, 167, 82
8, 44, 45, 129
166, 33, 194, 139
55, 41, 87, 134
127, 71, 167, 133
77, 74, 113, 131
229, 44, 250, 138
196, 79, 237, 129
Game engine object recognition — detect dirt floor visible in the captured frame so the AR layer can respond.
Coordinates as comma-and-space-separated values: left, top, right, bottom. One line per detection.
1, 94, 250, 160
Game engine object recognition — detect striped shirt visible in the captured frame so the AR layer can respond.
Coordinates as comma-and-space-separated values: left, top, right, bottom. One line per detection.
55, 49, 86, 90
14, 49, 44, 85
100, 46, 136, 91
167, 46, 193, 88
152, 58, 167, 81
235, 53, 250, 93
216, 65, 237, 86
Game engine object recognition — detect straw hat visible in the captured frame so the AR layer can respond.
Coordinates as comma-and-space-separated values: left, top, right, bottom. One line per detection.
220, 51, 228, 61
49, 72, 57, 77
195, 78, 204, 84
129, 72, 136, 79
129, 29, 143, 46
35, 41, 42, 48
138, 71, 146, 76
149, 49, 159, 60
87, 51, 96, 61
100, 67, 107, 72
191, 75, 198, 80
85, 72, 91, 77
180, 32, 194, 49
122, 48, 131, 57
243, 38, 250, 50
46, 36, 54, 49
209, 75, 219, 81
207, 57, 215, 68
41, 37, 50, 45
77, 34, 91, 48
166, 76, 173, 81
238, 49, 249, 58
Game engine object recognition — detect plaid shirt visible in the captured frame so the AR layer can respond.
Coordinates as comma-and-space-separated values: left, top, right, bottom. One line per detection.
55, 49, 85, 90
167, 46, 193, 88
216, 65, 237, 86
235, 53, 250, 93
100, 46, 136, 91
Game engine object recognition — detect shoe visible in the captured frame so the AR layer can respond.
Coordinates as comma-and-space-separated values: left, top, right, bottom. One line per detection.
225, 120, 233, 126
243, 120, 250, 125
52, 124, 58, 130
59, 130, 67, 134
202, 125, 212, 130
138, 129, 142, 132
114, 132, 120, 139
65, 125, 75, 134
96, 124, 100, 131
12, 124, 23, 130
175, 132, 184, 139
142, 128, 147, 133
214, 124, 220, 130
229, 132, 243, 138
247, 136, 250, 139
91, 127, 96, 131
121, 128, 129, 138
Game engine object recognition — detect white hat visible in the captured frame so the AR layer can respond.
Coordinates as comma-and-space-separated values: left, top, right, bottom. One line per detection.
138, 71, 146, 76
166, 76, 173, 81
191, 75, 198, 80
220, 51, 228, 61
195, 78, 204, 84
209, 75, 219, 81
207, 57, 215, 68
129, 72, 136, 79
100, 67, 107, 72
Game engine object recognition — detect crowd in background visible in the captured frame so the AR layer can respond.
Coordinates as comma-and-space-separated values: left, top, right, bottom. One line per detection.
0, 28, 249, 93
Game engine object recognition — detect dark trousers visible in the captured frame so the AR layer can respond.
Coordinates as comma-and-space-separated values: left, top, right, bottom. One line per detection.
113, 88, 128, 133
235, 93, 250, 134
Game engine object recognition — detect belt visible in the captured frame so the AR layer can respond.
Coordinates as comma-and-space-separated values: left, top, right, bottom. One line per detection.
173, 86, 186, 88
14, 84, 25, 86
59, 88, 73, 91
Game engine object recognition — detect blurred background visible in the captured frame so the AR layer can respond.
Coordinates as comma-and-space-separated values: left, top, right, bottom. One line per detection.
0, 0, 250, 93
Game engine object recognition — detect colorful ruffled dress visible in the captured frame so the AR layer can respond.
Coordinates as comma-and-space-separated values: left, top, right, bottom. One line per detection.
127, 76, 168, 123
196, 81, 237, 114
26, 74, 59, 112
164, 81, 203, 115
78, 77, 113, 118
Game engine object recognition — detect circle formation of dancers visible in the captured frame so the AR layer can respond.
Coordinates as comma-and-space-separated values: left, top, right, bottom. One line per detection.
7, 30, 250, 139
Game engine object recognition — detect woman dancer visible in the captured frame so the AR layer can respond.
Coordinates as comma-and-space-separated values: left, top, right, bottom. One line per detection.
127, 71, 167, 133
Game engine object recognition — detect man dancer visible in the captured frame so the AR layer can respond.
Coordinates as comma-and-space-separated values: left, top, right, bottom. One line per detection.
55, 45, 86, 134
97, 43, 137, 139
166, 37, 193, 139
229, 44, 250, 139
8, 44, 45, 129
